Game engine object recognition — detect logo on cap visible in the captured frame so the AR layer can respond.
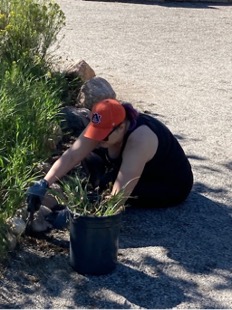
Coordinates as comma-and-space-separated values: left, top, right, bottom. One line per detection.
92, 113, 101, 124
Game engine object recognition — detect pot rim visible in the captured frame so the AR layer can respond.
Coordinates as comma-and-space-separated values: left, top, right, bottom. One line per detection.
67, 207, 124, 220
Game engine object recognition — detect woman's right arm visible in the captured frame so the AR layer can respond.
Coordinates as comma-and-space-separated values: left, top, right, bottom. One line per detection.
44, 132, 99, 186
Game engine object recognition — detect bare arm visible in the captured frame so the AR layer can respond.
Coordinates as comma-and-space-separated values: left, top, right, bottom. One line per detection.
112, 126, 158, 199
44, 131, 99, 186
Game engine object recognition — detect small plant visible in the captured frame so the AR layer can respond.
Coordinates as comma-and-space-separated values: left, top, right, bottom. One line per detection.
51, 173, 127, 217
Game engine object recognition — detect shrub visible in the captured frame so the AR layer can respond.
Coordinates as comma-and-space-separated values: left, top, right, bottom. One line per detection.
0, 62, 62, 210
0, 60, 66, 260
0, 0, 65, 67
0, 0, 66, 259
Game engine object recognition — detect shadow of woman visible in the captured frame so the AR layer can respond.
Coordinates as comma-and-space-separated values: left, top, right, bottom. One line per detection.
121, 191, 232, 274
115, 191, 232, 307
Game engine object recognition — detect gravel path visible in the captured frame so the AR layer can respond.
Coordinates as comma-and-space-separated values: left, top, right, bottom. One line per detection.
1, 0, 232, 308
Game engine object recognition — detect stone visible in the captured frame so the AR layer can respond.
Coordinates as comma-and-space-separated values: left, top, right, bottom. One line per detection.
6, 231, 17, 251
15, 206, 28, 222
61, 60, 96, 106
76, 76, 116, 110
59, 106, 90, 138
7, 216, 26, 237
64, 60, 96, 83
29, 205, 53, 233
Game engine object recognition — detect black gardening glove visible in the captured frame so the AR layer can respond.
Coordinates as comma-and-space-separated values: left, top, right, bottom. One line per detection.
26, 179, 49, 214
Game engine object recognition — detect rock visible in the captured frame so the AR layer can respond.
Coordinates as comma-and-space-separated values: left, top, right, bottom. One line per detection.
7, 217, 26, 237
29, 205, 53, 233
15, 206, 28, 222
59, 106, 90, 138
6, 231, 17, 251
64, 60, 96, 83
76, 76, 116, 110
61, 60, 95, 106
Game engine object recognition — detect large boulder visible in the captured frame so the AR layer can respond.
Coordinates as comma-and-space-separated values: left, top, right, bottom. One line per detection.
61, 60, 96, 106
76, 76, 116, 110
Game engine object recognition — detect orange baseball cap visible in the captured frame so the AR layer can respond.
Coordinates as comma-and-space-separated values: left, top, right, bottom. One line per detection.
84, 99, 126, 141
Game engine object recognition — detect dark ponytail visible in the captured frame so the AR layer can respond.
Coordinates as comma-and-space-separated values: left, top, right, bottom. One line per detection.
121, 102, 139, 131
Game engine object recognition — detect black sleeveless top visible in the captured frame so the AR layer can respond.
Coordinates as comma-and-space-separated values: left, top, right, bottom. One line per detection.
120, 113, 193, 185
97, 112, 193, 186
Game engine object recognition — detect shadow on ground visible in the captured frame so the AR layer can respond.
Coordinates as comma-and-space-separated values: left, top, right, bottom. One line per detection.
1, 188, 232, 308
82, 0, 232, 9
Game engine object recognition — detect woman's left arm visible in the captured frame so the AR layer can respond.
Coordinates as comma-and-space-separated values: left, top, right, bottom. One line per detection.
111, 125, 158, 197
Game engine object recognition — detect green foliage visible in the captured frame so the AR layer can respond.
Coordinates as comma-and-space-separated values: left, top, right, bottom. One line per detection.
0, 0, 65, 66
49, 70, 83, 106
0, 0, 67, 259
52, 174, 126, 217
0, 61, 63, 219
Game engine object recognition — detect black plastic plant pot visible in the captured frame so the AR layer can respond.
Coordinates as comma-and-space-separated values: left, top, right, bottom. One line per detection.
69, 211, 122, 276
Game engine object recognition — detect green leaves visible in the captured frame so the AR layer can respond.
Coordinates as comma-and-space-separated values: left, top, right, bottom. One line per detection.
0, 0, 68, 260
0, 0, 65, 64
52, 174, 126, 217
0, 0, 66, 220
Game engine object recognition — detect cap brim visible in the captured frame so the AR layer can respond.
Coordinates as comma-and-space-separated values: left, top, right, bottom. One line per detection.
84, 124, 112, 141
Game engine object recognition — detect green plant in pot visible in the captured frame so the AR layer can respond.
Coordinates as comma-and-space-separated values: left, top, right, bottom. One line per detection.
53, 173, 127, 276
57, 173, 125, 217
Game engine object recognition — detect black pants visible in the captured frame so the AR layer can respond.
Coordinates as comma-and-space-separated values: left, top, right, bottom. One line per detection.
81, 150, 193, 208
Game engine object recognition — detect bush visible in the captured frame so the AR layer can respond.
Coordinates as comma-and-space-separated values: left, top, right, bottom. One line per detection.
0, 0, 66, 259
0, 61, 62, 216
0, 0, 65, 67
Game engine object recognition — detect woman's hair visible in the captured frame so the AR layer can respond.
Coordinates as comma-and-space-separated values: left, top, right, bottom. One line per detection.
121, 102, 139, 131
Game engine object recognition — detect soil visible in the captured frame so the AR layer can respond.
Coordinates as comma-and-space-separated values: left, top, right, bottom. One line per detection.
1, 0, 232, 309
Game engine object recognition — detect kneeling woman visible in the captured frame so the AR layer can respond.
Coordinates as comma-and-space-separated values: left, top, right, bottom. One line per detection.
82, 99, 193, 208
27, 99, 193, 209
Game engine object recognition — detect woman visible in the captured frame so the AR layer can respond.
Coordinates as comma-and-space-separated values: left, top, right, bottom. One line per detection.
27, 98, 193, 211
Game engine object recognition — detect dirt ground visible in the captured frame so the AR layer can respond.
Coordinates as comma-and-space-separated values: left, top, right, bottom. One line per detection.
1, 0, 232, 308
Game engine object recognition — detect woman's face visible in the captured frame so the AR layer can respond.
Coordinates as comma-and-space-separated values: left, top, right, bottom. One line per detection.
99, 122, 125, 148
